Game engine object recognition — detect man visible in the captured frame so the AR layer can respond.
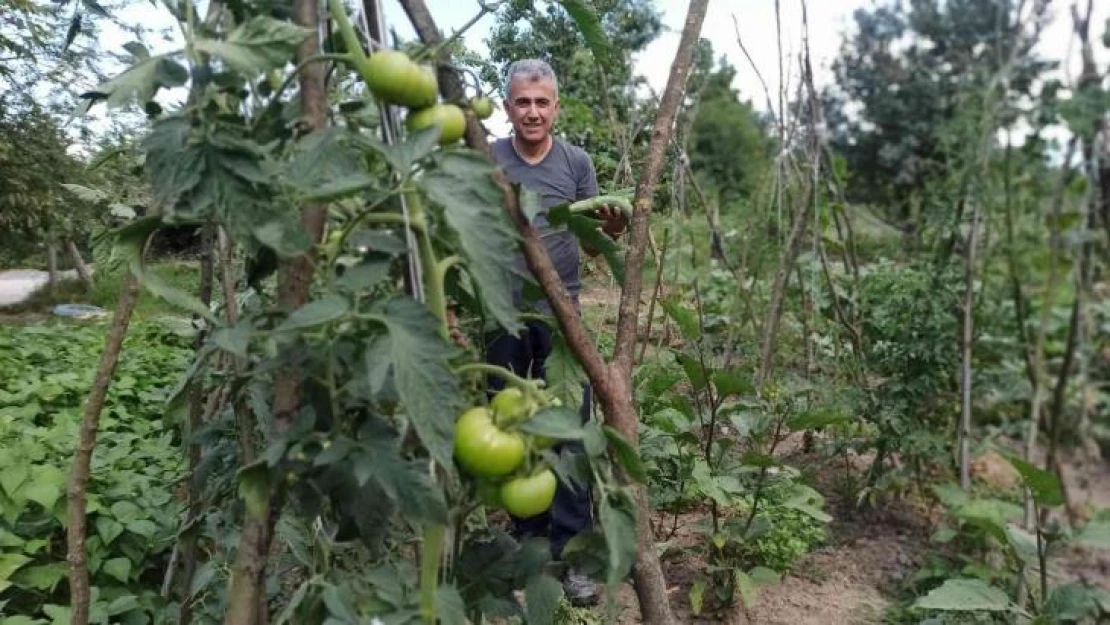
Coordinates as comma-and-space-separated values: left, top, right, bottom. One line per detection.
485, 58, 626, 606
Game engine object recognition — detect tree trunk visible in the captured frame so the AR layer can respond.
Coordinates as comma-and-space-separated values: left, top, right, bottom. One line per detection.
608, 2, 708, 622
754, 190, 810, 389
959, 205, 981, 490
47, 242, 59, 292
66, 275, 141, 625
222, 0, 329, 621
67, 240, 94, 289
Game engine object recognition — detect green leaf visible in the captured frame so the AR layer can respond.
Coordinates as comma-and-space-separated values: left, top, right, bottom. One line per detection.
1003, 524, 1038, 564
380, 298, 464, 473
286, 127, 381, 203
954, 499, 1022, 542
0, 553, 31, 582
599, 495, 637, 587
114, 217, 221, 324
603, 426, 647, 483
194, 16, 311, 75
661, 297, 701, 341
436, 584, 467, 625
356, 126, 441, 173
543, 329, 585, 409
912, 578, 1012, 612
524, 574, 563, 625
95, 516, 124, 545
1002, 454, 1064, 508
23, 465, 65, 511
1044, 582, 1101, 622
556, 0, 614, 66
675, 352, 707, 391
108, 501, 142, 525
735, 567, 779, 609
276, 295, 350, 333
11, 563, 66, 592
420, 152, 522, 334
211, 321, 253, 358
102, 557, 132, 583
788, 407, 850, 430
126, 519, 158, 538
712, 370, 754, 398
547, 204, 626, 283
1076, 520, 1110, 549
517, 406, 584, 440
81, 54, 188, 109
349, 427, 447, 524
104, 594, 140, 616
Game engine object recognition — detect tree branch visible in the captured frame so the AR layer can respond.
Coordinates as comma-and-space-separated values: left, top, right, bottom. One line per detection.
612, 0, 709, 376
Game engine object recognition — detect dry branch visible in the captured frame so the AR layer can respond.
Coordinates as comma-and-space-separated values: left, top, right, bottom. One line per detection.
66, 276, 141, 625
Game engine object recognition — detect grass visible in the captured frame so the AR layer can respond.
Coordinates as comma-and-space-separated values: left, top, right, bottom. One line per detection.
0, 260, 202, 320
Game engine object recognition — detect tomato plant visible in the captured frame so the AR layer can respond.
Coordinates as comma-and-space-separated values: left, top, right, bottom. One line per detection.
66, 2, 646, 623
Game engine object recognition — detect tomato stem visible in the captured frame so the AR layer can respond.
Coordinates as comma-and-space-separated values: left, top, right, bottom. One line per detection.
454, 362, 539, 393
418, 523, 445, 624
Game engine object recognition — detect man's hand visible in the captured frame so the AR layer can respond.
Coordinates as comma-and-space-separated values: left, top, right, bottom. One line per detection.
596, 204, 628, 239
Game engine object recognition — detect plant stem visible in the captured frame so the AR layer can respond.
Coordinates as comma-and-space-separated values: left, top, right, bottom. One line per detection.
454, 362, 536, 391
66, 275, 141, 625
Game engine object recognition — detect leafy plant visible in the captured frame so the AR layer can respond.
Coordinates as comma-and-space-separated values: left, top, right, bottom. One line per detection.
0, 322, 191, 623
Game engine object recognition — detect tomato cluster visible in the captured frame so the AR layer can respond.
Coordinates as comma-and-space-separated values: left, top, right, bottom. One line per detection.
358, 48, 497, 146
453, 386, 563, 518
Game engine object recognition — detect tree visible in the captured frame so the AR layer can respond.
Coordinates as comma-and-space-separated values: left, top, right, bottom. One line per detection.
823, 0, 1052, 230
688, 57, 773, 208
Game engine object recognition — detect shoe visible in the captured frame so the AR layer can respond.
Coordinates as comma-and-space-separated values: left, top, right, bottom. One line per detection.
562, 568, 599, 607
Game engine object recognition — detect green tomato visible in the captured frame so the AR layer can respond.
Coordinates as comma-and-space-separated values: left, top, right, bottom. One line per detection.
454, 407, 526, 477
360, 49, 416, 106
405, 63, 439, 109
406, 103, 467, 145
490, 387, 535, 426
500, 469, 558, 519
470, 96, 495, 119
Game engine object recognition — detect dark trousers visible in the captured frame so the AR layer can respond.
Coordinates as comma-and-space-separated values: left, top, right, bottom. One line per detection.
484, 321, 594, 558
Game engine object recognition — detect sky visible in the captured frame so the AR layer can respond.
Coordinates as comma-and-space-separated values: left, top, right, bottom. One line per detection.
98, 0, 1110, 141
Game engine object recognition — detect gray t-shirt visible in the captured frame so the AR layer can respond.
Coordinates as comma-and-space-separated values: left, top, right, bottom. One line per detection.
491, 136, 599, 315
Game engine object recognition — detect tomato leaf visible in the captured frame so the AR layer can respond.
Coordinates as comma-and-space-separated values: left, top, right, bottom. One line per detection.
420, 152, 523, 334
80, 53, 188, 110
276, 295, 349, 333
356, 125, 441, 174
114, 216, 220, 324
556, 0, 614, 67
524, 574, 563, 625
543, 329, 586, 409
380, 298, 463, 474
517, 406, 584, 440
599, 495, 637, 587
437, 584, 468, 625
194, 16, 311, 75
603, 426, 647, 483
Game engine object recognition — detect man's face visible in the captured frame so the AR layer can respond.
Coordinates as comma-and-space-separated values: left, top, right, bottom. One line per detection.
504, 76, 559, 146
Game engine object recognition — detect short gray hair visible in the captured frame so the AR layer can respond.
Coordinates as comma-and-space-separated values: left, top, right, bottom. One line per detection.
504, 59, 559, 99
